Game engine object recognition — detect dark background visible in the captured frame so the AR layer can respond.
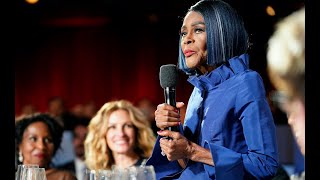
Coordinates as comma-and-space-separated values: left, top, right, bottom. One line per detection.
15, 0, 304, 114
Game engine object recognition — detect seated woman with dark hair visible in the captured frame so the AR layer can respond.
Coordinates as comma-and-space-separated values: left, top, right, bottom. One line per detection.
15, 113, 77, 180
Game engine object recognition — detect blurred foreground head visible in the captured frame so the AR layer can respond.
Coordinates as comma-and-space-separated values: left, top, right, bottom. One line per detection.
267, 7, 305, 155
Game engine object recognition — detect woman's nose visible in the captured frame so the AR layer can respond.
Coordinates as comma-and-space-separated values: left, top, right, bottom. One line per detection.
36, 140, 47, 149
36, 140, 46, 149
185, 39, 192, 44
183, 33, 193, 44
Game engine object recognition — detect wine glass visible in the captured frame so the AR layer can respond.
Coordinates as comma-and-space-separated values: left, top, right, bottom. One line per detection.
20, 167, 46, 180
111, 165, 129, 180
16, 164, 39, 180
136, 165, 156, 180
127, 166, 138, 180
84, 169, 96, 180
96, 169, 112, 180
32, 167, 47, 180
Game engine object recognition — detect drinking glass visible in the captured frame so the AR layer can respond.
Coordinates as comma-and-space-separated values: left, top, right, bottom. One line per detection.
20, 167, 46, 180
16, 164, 39, 180
136, 165, 156, 180
111, 165, 129, 180
127, 166, 138, 180
96, 169, 112, 180
33, 168, 47, 180
84, 169, 96, 180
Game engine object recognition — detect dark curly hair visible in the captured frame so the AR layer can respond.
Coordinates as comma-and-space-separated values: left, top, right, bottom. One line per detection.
15, 113, 64, 165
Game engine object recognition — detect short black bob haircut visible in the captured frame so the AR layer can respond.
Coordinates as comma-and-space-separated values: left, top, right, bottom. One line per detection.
178, 0, 249, 75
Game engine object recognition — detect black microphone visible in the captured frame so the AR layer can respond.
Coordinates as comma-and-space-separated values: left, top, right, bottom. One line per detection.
159, 64, 180, 133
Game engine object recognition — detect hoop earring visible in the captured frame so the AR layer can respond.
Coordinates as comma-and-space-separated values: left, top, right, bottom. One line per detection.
18, 151, 23, 163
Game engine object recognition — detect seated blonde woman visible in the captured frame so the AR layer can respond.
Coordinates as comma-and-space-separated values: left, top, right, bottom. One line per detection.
84, 99, 156, 170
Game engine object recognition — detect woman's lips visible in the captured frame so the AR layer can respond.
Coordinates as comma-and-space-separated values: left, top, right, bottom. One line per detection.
34, 153, 46, 159
184, 50, 195, 57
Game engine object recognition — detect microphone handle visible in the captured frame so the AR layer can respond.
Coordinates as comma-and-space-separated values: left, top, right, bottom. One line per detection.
164, 87, 180, 132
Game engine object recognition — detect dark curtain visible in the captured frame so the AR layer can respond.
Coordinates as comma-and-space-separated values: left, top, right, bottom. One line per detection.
15, 18, 193, 114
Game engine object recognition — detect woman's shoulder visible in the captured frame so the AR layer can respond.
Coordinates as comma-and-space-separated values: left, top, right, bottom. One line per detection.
234, 70, 265, 91
236, 69, 262, 82
46, 168, 77, 180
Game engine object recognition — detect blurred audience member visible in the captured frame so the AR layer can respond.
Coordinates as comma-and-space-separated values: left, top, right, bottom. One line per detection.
15, 104, 38, 121
70, 101, 97, 119
84, 100, 156, 170
57, 117, 90, 180
47, 96, 77, 130
136, 97, 158, 136
47, 96, 77, 167
15, 113, 77, 180
71, 104, 85, 118
83, 101, 97, 119
267, 7, 305, 179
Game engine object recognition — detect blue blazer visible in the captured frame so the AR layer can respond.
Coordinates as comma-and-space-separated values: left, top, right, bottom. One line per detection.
147, 54, 279, 179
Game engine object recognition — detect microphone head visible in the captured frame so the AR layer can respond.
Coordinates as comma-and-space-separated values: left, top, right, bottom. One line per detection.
160, 64, 178, 88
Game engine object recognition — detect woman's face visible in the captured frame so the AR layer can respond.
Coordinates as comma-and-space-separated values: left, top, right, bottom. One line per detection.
181, 11, 207, 70
106, 109, 136, 155
286, 98, 305, 156
19, 121, 55, 168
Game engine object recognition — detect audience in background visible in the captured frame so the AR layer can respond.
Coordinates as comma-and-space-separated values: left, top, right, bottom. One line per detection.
267, 7, 305, 179
83, 101, 97, 119
57, 117, 91, 180
47, 96, 77, 130
15, 104, 39, 121
136, 97, 158, 136
71, 104, 85, 118
15, 113, 77, 180
84, 100, 156, 170
47, 96, 78, 167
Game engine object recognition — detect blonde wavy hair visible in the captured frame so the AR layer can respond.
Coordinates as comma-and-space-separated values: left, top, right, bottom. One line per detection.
267, 7, 305, 102
84, 99, 156, 170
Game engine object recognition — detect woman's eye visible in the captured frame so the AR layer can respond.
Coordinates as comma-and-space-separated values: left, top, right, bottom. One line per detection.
44, 138, 53, 143
180, 31, 187, 37
195, 28, 204, 33
29, 137, 36, 142
107, 126, 115, 130
125, 124, 134, 128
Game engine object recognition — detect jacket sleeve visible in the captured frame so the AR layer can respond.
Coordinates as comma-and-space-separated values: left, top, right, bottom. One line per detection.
204, 99, 279, 180
146, 125, 185, 180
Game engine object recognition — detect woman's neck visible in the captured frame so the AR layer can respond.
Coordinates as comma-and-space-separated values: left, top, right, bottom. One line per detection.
113, 152, 140, 168
197, 64, 216, 75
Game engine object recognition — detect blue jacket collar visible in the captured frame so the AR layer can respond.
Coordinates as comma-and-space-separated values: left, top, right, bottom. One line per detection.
188, 54, 249, 91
